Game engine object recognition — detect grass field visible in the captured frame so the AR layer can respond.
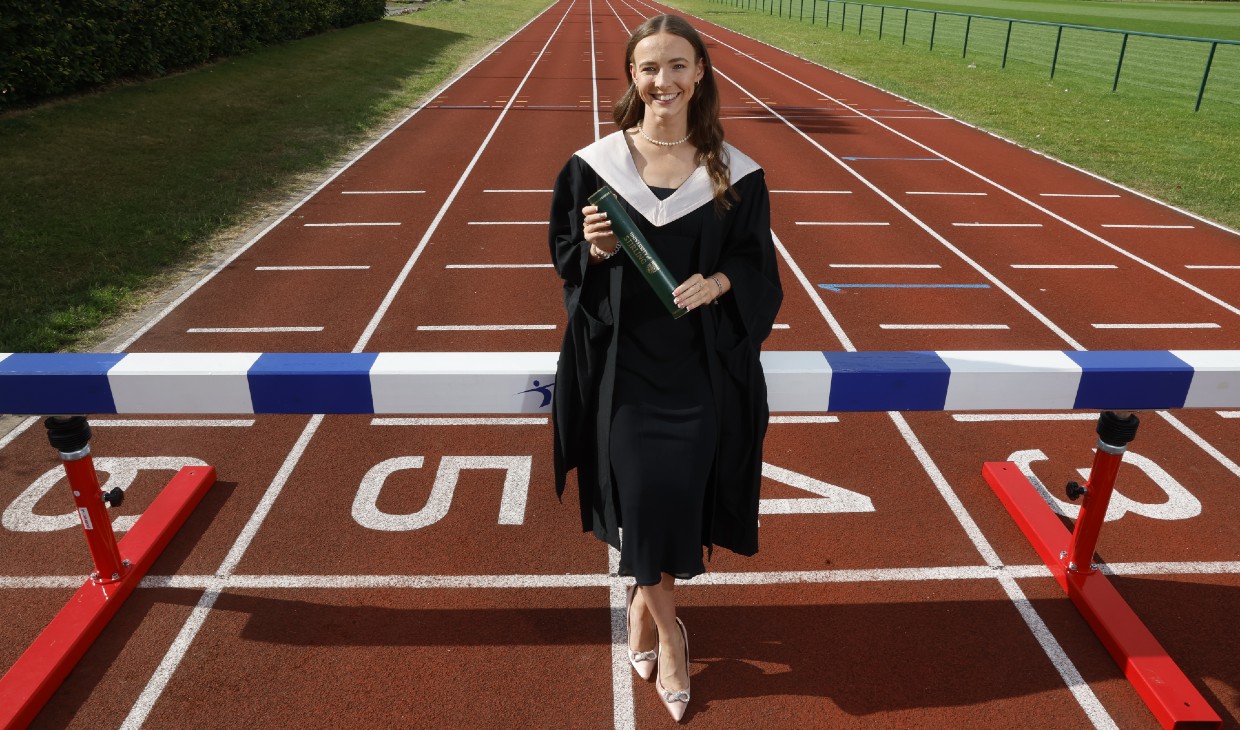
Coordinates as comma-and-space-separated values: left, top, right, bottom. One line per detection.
677, 0, 1239, 230
0, 0, 552, 353
764, 0, 1240, 40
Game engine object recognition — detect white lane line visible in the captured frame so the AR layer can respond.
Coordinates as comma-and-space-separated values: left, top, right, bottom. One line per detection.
774, 231, 855, 351
1040, 193, 1121, 198
303, 222, 401, 227
880, 324, 1009, 330
1157, 410, 1240, 482
771, 189, 852, 194
125, 419, 331, 728
341, 190, 424, 195
906, 191, 987, 196
445, 263, 553, 269
483, 189, 553, 193
0, 417, 38, 453
92, 419, 256, 427
1103, 561, 1240, 576
1101, 224, 1194, 229
795, 221, 890, 226
996, 573, 1117, 729
0, 576, 86, 588
1091, 323, 1219, 329
10, 561, 1240, 591
120, 585, 226, 730
769, 415, 840, 424
371, 417, 548, 426
952, 222, 1043, 227
772, 323, 790, 329
416, 324, 556, 331
1220, 411, 1240, 418
953, 413, 1099, 422
1011, 264, 1117, 270
255, 265, 370, 271
353, 2, 572, 354
1186, 265, 1240, 270
186, 327, 323, 333
122, 3, 573, 724
830, 263, 941, 269
467, 221, 547, 225
607, 544, 634, 730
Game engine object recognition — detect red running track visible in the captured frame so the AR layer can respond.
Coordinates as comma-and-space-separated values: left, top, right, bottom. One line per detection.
1, 0, 1237, 727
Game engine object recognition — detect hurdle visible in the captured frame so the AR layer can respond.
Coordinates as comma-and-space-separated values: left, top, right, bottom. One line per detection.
1, 349, 1236, 728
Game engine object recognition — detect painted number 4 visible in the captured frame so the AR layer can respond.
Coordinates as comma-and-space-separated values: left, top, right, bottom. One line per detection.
760, 463, 874, 514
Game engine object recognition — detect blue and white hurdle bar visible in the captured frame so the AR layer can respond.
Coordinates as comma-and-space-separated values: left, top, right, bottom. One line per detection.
1, 350, 1238, 415
1, 349, 1236, 730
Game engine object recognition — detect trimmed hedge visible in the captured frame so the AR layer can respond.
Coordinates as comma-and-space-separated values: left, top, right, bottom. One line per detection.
0, 0, 386, 107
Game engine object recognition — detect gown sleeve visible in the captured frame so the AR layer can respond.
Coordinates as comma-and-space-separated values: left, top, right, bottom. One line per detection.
548, 155, 614, 321
716, 169, 783, 347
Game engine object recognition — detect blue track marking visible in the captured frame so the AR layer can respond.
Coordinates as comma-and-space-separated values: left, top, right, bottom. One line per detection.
819, 283, 991, 293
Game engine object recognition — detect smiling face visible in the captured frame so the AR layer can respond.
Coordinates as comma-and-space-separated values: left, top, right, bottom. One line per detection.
628, 32, 705, 126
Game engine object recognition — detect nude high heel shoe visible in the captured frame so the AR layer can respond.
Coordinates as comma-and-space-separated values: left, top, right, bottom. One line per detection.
655, 617, 690, 722
626, 584, 658, 681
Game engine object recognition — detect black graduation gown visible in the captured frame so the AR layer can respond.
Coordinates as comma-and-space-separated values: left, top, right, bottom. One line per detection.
548, 144, 783, 559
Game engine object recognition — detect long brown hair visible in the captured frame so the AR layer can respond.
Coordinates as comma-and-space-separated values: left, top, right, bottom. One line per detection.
613, 15, 737, 211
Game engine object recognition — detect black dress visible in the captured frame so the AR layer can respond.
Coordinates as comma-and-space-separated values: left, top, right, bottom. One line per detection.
611, 185, 717, 585
550, 133, 782, 573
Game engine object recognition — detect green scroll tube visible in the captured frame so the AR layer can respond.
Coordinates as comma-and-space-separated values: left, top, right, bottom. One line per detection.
588, 185, 689, 319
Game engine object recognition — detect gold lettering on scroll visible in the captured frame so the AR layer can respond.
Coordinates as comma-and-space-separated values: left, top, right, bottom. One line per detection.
625, 233, 659, 273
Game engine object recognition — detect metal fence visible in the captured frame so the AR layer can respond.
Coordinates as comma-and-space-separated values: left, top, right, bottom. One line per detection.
711, 0, 1239, 111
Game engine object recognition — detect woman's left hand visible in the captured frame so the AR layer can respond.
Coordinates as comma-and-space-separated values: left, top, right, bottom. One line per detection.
673, 273, 728, 311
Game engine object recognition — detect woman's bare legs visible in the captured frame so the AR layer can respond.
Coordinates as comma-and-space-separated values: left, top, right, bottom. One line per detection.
639, 574, 688, 692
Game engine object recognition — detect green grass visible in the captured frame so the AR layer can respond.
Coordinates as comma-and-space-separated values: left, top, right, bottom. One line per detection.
676, 0, 1240, 232
0, 0, 553, 353
789, 0, 1240, 41
750, 0, 1240, 102
793, 0, 1240, 40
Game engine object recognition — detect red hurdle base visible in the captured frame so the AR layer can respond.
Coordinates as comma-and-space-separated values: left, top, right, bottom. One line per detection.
983, 461, 1221, 729
0, 465, 215, 729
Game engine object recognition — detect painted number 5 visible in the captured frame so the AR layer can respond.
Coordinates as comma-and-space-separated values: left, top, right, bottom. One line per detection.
352, 456, 532, 531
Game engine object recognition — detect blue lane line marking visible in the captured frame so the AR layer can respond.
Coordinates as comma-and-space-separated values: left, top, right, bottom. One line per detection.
819, 283, 991, 293
842, 156, 943, 161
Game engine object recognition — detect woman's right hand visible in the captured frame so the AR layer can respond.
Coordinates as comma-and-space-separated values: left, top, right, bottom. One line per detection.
581, 205, 618, 255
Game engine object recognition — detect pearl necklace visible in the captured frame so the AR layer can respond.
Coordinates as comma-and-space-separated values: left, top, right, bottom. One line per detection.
637, 124, 690, 147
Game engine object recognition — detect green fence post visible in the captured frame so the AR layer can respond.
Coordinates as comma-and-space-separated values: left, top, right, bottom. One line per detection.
859, 3, 864, 35
1113, 33, 1129, 91
1050, 25, 1063, 79
826, 0, 832, 26
879, 5, 885, 40
1196, 41, 1218, 112
812, 0, 817, 24
1002, 20, 1012, 68
963, 15, 971, 58
930, 12, 938, 51
902, 8, 909, 45
801, 0, 805, 22
841, 2, 847, 31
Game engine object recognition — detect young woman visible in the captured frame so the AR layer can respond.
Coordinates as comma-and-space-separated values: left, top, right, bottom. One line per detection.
549, 14, 782, 722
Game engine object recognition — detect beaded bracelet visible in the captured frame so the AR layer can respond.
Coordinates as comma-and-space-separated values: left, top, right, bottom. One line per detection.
710, 275, 724, 295
592, 244, 618, 260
